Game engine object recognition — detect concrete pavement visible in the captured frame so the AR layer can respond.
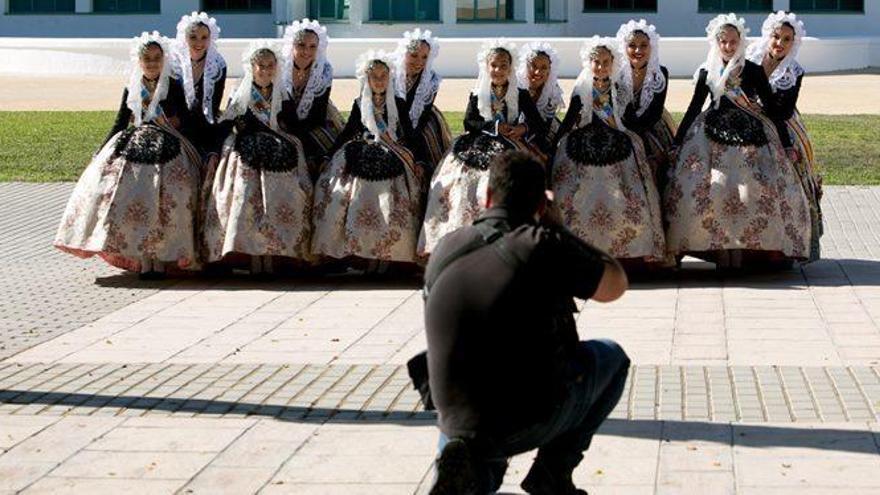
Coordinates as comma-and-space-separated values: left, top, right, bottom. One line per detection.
0, 183, 878, 494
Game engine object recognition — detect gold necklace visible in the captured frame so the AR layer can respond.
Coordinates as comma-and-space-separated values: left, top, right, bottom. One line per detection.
406, 72, 419, 91
492, 83, 507, 99
256, 83, 272, 100
593, 77, 610, 92
143, 77, 158, 93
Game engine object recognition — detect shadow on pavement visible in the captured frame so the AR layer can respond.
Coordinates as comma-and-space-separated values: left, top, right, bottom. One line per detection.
94, 271, 423, 292
1, 390, 878, 455
92, 258, 880, 292
620, 258, 880, 291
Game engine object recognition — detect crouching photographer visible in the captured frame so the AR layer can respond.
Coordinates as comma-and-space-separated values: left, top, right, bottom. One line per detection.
415, 151, 631, 495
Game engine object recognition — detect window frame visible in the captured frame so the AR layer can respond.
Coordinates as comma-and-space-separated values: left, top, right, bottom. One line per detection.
789, 0, 864, 13
93, 0, 160, 14
456, 0, 517, 22
8, 0, 75, 14
696, 0, 773, 13
581, 0, 657, 13
308, 0, 349, 20
201, 0, 272, 13
369, 0, 440, 22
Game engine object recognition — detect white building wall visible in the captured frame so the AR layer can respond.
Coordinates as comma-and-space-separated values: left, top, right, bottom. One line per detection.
1, 36, 875, 78
1, 0, 878, 39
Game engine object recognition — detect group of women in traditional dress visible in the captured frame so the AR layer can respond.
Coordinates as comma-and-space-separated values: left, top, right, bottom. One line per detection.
54, 10, 822, 278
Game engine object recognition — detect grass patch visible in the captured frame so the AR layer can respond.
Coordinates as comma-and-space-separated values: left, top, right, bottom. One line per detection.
0, 111, 115, 182
1, 111, 878, 184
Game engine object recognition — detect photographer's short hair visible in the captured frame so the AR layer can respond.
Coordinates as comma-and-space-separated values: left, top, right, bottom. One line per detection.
489, 151, 545, 220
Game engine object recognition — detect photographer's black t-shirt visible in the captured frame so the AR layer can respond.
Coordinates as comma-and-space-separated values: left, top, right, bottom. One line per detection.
424, 208, 606, 438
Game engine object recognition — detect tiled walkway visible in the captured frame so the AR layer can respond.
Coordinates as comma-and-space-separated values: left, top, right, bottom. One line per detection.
1, 183, 879, 494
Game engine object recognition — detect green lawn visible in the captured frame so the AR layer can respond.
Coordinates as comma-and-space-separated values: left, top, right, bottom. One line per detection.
1, 111, 878, 184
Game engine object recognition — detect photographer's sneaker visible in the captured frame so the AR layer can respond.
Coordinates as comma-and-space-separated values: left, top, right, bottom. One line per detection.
521, 458, 588, 495
429, 438, 480, 495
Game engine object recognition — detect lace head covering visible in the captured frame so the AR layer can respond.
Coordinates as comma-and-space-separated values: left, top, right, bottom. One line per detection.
474, 39, 519, 124
572, 36, 630, 130
173, 11, 226, 124
127, 31, 173, 127
280, 18, 333, 120
356, 50, 400, 142
615, 19, 666, 117
746, 11, 806, 92
699, 13, 749, 108
221, 40, 284, 130
393, 28, 441, 130
516, 41, 564, 120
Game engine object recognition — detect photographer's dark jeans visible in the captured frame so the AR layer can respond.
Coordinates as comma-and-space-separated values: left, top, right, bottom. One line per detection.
436, 338, 630, 492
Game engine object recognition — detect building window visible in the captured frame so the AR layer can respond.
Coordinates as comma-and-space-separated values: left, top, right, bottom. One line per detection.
697, 0, 772, 12
583, 0, 656, 11
457, 0, 514, 21
94, 0, 160, 13
9, 0, 75, 13
371, 0, 439, 20
790, 0, 863, 12
309, 0, 349, 19
536, 0, 568, 21
202, 0, 271, 12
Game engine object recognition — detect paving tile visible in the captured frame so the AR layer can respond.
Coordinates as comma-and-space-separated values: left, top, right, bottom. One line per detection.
262, 483, 419, 495
4, 417, 123, 463
273, 454, 432, 484
21, 477, 185, 495
295, 427, 437, 457
0, 461, 56, 491
656, 471, 735, 495
180, 466, 277, 494
50, 451, 215, 479
735, 456, 880, 487
86, 426, 244, 453
0, 416, 59, 451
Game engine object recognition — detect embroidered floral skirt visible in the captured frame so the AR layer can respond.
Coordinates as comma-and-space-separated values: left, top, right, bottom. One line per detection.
551, 124, 667, 262
788, 111, 823, 262
663, 110, 810, 259
418, 133, 531, 256
311, 139, 424, 263
202, 129, 314, 262
54, 124, 202, 272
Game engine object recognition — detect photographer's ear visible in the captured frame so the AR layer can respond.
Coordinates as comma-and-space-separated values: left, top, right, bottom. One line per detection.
485, 187, 494, 209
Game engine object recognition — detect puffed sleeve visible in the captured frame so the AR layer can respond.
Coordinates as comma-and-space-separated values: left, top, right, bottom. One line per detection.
464, 93, 495, 133
326, 99, 362, 159
747, 62, 792, 148
412, 74, 440, 133
518, 89, 547, 136
773, 74, 802, 121
211, 65, 227, 120
304, 86, 332, 129
396, 97, 416, 146
555, 95, 583, 147
101, 88, 133, 149
518, 88, 549, 152
674, 69, 709, 146
161, 79, 189, 128
623, 66, 669, 134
